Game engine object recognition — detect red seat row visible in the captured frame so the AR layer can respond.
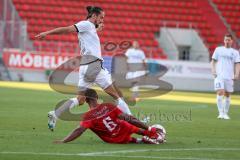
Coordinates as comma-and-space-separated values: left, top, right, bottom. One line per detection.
13, 0, 237, 58
212, 0, 240, 37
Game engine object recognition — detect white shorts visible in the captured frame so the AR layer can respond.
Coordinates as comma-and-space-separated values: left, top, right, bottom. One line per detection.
214, 78, 234, 92
125, 70, 147, 80
78, 61, 113, 91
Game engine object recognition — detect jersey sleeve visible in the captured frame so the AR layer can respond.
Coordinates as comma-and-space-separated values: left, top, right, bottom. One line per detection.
212, 48, 219, 60
74, 21, 91, 33
140, 50, 146, 60
234, 51, 240, 63
80, 120, 92, 128
125, 49, 130, 57
113, 107, 123, 117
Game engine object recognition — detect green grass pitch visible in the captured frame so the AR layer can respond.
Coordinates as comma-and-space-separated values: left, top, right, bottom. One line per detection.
0, 86, 240, 160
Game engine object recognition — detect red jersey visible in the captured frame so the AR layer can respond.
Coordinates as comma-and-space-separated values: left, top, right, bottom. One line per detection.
80, 103, 139, 143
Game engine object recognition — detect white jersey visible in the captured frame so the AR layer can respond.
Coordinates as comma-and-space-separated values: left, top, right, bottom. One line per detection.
212, 46, 240, 80
125, 48, 146, 63
74, 20, 102, 60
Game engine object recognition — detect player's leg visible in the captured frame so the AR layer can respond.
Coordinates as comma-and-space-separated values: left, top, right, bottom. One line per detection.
104, 84, 132, 114
126, 71, 141, 102
131, 81, 139, 101
112, 81, 124, 97
128, 128, 159, 144
48, 65, 91, 131
216, 89, 225, 119
53, 90, 86, 117
53, 65, 94, 118
223, 92, 231, 119
47, 90, 88, 131
119, 123, 159, 144
129, 137, 159, 144
214, 78, 225, 119
96, 69, 132, 115
222, 79, 233, 119
129, 71, 146, 102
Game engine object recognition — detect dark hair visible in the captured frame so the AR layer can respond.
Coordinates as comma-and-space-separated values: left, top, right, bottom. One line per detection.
224, 33, 233, 39
86, 6, 103, 19
85, 88, 98, 103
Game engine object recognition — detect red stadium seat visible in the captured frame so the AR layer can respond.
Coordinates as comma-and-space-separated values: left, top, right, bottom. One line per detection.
212, 0, 240, 40
12, 0, 238, 58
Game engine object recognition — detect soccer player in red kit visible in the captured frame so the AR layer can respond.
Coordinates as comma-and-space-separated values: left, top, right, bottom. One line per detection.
54, 89, 165, 144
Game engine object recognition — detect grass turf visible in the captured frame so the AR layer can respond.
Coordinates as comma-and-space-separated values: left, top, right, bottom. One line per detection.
0, 86, 240, 160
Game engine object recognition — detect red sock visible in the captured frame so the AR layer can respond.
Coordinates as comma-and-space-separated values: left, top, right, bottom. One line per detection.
143, 129, 151, 136
129, 137, 137, 143
143, 128, 158, 139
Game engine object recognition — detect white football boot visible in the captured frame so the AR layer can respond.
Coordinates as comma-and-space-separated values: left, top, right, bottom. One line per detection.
222, 114, 230, 120
217, 113, 224, 119
48, 111, 57, 131
142, 136, 159, 144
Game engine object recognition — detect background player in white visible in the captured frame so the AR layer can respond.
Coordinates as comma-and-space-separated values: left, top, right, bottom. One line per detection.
211, 34, 240, 120
125, 41, 147, 102
35, 6, 131, 130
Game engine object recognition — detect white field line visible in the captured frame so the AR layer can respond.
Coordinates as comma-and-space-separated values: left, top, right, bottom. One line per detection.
77, 148, 240, 156
1, 148, 240, 157
82, 155, 238, 160
1, 152, 237, 160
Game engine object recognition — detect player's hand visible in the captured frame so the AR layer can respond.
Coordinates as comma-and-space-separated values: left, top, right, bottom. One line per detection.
53, 140, 64, 144
212, 72, 217, 78
35, 32, 47, 40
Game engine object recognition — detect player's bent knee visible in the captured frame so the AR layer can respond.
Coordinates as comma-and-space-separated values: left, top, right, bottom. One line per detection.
225, 92, 231, 97
104, 84, 120, 99
217, 90, 225, 96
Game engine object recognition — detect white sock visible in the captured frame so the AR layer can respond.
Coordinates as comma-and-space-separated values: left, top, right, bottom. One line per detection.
117, 98, 132, 115
132, 85, 139, 92
224, 97, 231, 115
217, 95, 223, 115
55, 98, 79, 118
132, 85, 139, 99
136, 138, 142, 143
69, 98, 79, 109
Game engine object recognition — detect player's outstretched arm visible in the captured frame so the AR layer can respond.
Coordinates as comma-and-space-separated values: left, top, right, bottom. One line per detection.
54, 126, 87, 144
118, 113, 148, 130
35, 25, 77, 40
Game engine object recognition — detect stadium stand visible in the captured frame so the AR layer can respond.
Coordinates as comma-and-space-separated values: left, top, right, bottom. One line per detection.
212, 0, 240, 38
11, 0, 237, 58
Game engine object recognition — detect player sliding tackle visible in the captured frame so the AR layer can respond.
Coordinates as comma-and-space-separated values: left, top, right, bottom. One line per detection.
211, 34, 240, 120
54, 89, 166, 144
35, 6, 132, 131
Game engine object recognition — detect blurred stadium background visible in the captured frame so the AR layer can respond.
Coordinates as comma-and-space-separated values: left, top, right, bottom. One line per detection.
0, 0, 240, 91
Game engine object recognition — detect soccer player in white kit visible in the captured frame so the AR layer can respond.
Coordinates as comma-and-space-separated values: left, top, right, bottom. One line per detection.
125, 41, 147, 101
211, 34, 240, 120
35, 6, 131, 130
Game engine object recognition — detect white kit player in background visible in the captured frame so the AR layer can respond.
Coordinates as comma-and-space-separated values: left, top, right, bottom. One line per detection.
211, 34, 240, 120
35, 6, 131, 131
125, 41, 148, 102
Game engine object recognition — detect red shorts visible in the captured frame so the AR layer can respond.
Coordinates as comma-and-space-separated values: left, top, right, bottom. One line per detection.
100, 121, 140, 144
